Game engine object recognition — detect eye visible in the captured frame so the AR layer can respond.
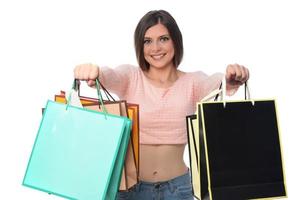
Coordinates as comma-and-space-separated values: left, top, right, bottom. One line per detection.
160, 36, 170, 42
144, 39, 151, 44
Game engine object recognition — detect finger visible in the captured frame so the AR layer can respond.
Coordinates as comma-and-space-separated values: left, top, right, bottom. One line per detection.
239, 65, 246, 82
247, 67, 250, 80
87, 80, 96, 87
242, 67, 249, 81
83, 66, 89, 80
90, 65, 99, 80
85, 63, 93, 80
233, 64, 242, 81
240, 66, 249, 83
226, 64, 236, 80
78, 65, 85, 80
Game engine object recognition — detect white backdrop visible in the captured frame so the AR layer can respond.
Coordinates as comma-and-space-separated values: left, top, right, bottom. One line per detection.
0, 0, 299, 199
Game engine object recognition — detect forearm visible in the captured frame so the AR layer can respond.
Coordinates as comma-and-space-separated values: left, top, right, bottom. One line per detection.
98, 64, 135, 97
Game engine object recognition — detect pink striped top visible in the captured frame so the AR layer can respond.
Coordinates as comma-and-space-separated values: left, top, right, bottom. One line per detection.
99, 64, 238, 144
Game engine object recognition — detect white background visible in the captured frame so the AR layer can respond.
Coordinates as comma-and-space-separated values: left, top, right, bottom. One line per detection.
0, 0, 299, 199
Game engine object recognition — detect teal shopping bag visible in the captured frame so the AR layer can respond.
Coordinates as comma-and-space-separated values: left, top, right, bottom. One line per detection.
23, 80, 131, 200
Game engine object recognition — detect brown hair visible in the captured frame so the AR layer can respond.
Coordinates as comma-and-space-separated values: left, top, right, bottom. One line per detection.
134, 10, 183, 71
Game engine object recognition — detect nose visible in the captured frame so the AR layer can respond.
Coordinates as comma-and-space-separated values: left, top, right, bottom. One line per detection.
151, 40, 162, 52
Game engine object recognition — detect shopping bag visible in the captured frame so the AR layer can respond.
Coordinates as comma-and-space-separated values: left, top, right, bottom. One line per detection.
126, 103, 140, 174
23, 79, 132, 200
187, 78, 287, 200
81, 102, 139, 190
186, 114, 201, 198
123, 104, 140, 189
54, 82, 140, 190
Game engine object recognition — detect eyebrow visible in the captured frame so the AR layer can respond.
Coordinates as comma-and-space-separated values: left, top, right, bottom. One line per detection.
144, 34, 170, 39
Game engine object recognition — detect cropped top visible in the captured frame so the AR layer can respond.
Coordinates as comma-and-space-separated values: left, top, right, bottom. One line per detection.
99, 64, 238, 144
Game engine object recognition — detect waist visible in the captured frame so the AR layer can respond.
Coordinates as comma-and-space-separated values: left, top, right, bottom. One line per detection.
136, 170, 191, 191
139, 144, 188, 182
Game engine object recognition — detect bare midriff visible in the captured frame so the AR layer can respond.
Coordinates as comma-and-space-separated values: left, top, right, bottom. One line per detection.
139, 144, 188, 182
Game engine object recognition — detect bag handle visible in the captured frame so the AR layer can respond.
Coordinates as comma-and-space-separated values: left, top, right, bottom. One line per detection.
66, 79, 108, 117
77, 80, 116, 102
201, 76, 254, 107
215, 77, 250, 100
98, 81, 116, 101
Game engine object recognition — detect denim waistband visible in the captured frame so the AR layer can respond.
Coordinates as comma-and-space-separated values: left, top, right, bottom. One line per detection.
133, 170, 191, 193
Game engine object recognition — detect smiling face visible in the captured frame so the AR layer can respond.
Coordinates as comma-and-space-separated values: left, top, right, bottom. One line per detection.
143, 23, 175, 70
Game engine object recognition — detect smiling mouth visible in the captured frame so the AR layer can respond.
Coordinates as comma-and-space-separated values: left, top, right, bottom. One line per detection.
151, 53, 166, 60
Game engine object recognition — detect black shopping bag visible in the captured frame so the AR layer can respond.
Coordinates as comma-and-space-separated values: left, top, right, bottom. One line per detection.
187, 80, 287, 200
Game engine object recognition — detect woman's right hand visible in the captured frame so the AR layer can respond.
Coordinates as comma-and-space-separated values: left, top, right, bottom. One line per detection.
74, 63, 100, 87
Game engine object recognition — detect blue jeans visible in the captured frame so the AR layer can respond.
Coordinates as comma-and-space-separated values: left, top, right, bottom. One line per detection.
117, 171, 194, 200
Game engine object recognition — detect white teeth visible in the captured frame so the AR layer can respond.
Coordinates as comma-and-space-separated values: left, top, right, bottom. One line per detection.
151, 54, 165, 60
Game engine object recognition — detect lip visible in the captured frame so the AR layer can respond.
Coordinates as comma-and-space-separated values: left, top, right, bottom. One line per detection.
150, 53, 166, 60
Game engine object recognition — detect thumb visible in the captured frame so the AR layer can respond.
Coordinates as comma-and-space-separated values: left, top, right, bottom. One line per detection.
87, 80, 96, 88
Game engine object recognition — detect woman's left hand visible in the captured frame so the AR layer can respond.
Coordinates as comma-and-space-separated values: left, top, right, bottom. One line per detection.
226, 63, 250, 87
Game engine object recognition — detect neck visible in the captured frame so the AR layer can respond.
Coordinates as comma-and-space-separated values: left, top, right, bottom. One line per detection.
145, 66, 178, 84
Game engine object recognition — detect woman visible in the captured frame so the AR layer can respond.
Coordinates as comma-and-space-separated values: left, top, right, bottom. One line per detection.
74, 10, 249, 200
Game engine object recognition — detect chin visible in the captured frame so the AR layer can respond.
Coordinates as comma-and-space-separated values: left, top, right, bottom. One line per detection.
149, 60, 173, 69
150, 64, 168, 69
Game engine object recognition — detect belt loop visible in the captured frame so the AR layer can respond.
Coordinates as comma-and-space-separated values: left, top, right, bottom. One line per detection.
168, 180, 175, 193
135, 181, 141, 192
